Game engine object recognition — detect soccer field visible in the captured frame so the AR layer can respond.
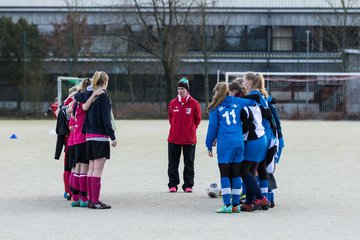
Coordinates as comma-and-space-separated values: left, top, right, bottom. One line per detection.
0, 120, 359, 240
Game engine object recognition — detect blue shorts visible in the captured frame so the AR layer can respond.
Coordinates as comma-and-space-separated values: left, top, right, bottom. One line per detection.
244, 135, 267, 162
217, 146, 244, 164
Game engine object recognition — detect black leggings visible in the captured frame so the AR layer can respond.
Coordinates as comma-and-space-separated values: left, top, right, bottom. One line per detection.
240, 161, 256, 178
240, 160, 263, 202
250, 159, 267, 181
218, 163, 242, 190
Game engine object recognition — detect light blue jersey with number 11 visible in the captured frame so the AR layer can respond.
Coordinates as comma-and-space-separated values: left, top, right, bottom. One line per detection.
206, 96, 256, 151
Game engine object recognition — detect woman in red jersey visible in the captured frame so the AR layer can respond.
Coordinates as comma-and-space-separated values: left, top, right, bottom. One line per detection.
167, 77, 201, 193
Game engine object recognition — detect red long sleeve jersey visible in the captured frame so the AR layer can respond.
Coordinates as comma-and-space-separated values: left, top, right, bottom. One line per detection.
167, 96, 202, 145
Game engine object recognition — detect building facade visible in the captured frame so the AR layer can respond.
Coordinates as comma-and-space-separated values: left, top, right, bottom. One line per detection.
0, 0, 359, 118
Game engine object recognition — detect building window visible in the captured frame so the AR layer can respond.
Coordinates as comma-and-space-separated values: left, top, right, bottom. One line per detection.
294, 27, 309, 52
295, 26, 328, 52
272, 27, 293, 51
86, 25, 106, 36
247, 26, 267, 51
224, 26, 246, 51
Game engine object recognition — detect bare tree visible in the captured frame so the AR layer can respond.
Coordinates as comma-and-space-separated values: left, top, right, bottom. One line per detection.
116, 0, 196, 105
46, 0, 91, 76
318, 0, 360, 71
196, 0, 218, 108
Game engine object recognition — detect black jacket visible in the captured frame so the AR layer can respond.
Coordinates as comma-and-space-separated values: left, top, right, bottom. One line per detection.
75, 90, 115, 140
54, 105, 69, 160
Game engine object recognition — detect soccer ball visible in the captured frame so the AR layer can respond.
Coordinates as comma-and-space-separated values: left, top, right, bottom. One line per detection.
206, 183, 220, 198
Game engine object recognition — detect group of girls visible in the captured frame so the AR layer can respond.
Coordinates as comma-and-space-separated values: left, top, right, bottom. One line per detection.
205, 71, 284, 213
54, 70, 283, 213
56, 71, 117, 210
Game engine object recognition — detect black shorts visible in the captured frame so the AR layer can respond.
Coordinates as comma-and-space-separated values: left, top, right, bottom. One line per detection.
75, 142, 88, 164
67, 145, 76, 170
86, 141, 110, 160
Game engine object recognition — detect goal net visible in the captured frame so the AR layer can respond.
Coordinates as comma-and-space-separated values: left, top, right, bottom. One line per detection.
219, 71, 360, 120
57, 76, 84, 106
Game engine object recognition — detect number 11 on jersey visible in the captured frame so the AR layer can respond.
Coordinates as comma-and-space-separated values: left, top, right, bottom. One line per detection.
222, 109, 237, 125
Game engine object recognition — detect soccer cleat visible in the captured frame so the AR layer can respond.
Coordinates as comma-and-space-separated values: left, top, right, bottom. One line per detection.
71, 201, 80, 207
269, 201, 275, 208
253, 196, 269, 211
261, 204, 270, 210
216, 205, 232, 214
169, 187, 177, 193
79, 200, 89, 208
232, 205, 241, 213
184, 188, 193, 193
240, 204, 254, 212
90, 201, 111, 209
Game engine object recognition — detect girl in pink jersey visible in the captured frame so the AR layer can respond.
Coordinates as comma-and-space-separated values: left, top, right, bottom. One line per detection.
61, 87, 79, 200
65, 88, 79, 205
71, 78, 92, 207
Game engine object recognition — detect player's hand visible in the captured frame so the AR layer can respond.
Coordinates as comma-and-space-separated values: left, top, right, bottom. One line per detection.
208, 151, 213, 157
212, 139, 217, 147
111, 140, 117, 147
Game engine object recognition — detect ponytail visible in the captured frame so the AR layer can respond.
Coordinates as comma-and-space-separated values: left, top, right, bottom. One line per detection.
92, 71, 109, 89
256, 73, 268, 99
207, 82, 228, 112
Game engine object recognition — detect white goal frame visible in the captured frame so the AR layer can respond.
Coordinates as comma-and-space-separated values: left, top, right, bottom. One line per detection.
219, 71, 360, 83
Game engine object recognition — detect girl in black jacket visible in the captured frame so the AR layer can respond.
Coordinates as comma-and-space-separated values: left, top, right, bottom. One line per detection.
84, 71, 117, 209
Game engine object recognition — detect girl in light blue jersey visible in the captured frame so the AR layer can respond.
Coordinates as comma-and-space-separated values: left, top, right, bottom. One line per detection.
229, 81, 269, 211
266, 97, 284, 208
205, 82, 255, 213
242, 72, 278, 209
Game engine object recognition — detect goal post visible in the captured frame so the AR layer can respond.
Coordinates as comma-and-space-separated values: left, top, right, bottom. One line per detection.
57, 76, 84, 106
217, 71, 360, 120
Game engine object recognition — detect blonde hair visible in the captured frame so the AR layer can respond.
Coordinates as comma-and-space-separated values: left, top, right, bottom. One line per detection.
207, 82, 228, 112
92, 71, 109, 89
68, 86, 79, 94
243, 72, 268, 98
79, 78, 91, 92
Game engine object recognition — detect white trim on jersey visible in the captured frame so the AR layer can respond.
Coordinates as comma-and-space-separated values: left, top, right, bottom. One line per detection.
266, 160, 275, 174
86, 137, 110, 142
261, 187, 268, 193
243, 105, 265, 141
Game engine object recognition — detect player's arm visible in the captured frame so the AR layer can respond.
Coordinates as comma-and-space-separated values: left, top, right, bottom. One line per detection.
205, 110, 219, 157
168, 103, 173, 125
99, 94, 116, 144
82, 89, 105, 111
194, 101, 202, 128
